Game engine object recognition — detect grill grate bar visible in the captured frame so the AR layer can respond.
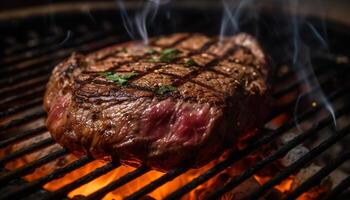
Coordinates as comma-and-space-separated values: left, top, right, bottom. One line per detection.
0, 17, 211, 78
0, 110, 46, 133
0, 86, 45, 106
4, 32, 66, 56
266, 69, 349, 122
268, 85, 321, 122
323, 176, 350, 200
0, 34, 125, 83
285, 152, 350, 200
0, 148, 68, 186
0, 138, 54, 165
0, 56, 54, 80
0, 126, 47, 148
206, 103, 350, 199
83, 166, 150, 200
2, 16, 209, 61
244, 123, 350, 200
0, 66, 52, 87
0, 60, 54, 80
1, 28, 117, 67
273, 65, 330, 98
0, 76, 48, 97
271, 52, 344, 84
0, 98, 42, 119
164, 84, 350, 199
125, 168, 188, 200
41, 162, 119, 200
0, 156, 92, 200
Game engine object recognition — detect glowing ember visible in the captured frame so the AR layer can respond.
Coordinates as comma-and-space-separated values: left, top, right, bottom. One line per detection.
254, 175, 293, 193
2, 146, 217, 200
253, 175, 322, 200
1, 146, 326, 200
0, 132, 324, 199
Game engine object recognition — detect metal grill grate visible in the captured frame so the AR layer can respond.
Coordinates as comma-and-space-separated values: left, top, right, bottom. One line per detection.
1, 8, 350, 200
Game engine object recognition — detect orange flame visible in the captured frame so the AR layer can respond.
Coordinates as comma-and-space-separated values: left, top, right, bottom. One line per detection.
254, 175, 293, 193
0, 133, 321, 199
2, 146, 218, 200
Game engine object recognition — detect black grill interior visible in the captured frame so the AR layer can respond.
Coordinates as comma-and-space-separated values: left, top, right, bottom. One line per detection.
0, 5, 350, 200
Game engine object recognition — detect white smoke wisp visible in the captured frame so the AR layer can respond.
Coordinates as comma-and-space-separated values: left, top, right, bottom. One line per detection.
219, 0, 255, 43
289, 0, 337, 130
116, 0, 170, 45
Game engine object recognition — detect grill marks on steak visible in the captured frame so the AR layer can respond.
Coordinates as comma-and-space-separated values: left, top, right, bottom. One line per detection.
44, 33, 269, 171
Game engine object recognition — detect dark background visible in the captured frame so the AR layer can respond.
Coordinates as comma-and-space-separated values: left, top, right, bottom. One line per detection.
0, 0, 350, 26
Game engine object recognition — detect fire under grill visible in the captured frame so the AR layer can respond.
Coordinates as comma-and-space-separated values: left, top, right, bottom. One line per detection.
1, 4, 350, 200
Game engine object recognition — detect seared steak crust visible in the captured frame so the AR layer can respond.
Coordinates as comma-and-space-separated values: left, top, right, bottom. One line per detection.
44, 33, 269, 171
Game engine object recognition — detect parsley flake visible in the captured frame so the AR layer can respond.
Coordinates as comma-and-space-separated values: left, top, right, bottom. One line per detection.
147, 57, 160, 62
147, 48, 181, 63
155, 85, 177, 95
160, 48, 180, 56
98, 71, 138, 86
146, 49, 157, 54
185, 58, 198, 67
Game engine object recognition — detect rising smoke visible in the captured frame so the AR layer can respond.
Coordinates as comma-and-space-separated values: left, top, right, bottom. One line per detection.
116, 0, 170, 45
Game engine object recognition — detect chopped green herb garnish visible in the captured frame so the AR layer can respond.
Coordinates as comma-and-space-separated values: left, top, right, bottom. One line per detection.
146, 49, 157, 54
98, 71, 113, 77
185, 58, 198, 67
160, 48, 180, 56
147, 48, 181, 63
159, 55, 175, 62
155, 85, 177, 95
147, 57, 160, 62
121, 71, 139, 79
98, 71, 138, 86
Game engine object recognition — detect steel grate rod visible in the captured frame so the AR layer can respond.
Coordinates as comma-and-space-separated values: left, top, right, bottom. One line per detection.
0, 156, 92, 200
266, 74, 349, 123
285, 152, 350, 200
0, 126, 47, 148
272, 64, 335, 98
0, 98, 42, 119
125, 168, 188, 200
0, 62, 54, 84
323, 176, 350, 200
0, 85, 45, 106
0, 35, 124, 89
40, 162, 120, 200
0, 33, 126, 79
164, 84, 350, 200
0, 30, 66, 57
0, 138, 54, 165
4, 32, 67, 56
0, 110, 46, 133
243, 123, 350, 200
0, 66, 53, 86
0, 76, 48, 97
0, 148, 68, 186
1, 28, 118, 68
205, 103, 350, 199
83, 166, 150, 200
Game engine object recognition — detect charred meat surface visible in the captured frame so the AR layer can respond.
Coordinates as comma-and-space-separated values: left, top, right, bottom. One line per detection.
44, 33, 270, 171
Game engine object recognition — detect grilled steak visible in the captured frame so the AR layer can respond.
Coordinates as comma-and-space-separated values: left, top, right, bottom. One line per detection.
44, 33, 269, 171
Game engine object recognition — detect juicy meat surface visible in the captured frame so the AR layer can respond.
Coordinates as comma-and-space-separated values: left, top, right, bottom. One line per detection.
44, 33, 270, 171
